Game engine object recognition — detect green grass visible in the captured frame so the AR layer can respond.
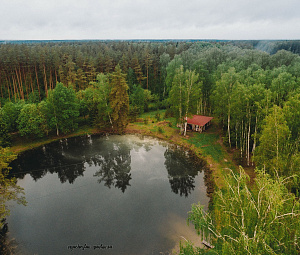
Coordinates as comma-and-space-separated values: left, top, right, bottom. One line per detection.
187, 132, 224, 161
140, 109, 166, 119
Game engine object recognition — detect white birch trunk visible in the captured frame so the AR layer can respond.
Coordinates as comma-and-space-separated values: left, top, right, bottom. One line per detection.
228, 106, 231, 147
247, 119, 251, 166
252, 115, 258, 166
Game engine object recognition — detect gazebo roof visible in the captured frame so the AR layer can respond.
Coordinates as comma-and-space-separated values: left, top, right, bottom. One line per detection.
186, 115, 213, 127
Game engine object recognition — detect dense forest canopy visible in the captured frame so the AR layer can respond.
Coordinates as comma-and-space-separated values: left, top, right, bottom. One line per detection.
0, 39, 300, 253
0, 40, 299, 183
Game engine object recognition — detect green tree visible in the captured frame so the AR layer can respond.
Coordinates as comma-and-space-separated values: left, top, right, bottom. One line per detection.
130, 84, 145, 115
183, 69, 201, 136
271, 71, 297, 106
0, 147, 26, 227
165, 55, 183, 98
255, 105, 291, 175
109, 65, 129, 132
1, 101, 25, 132
211, 67, 239, 147
17, 103, 45, 138
169, 65, 186, 127
46, 83, 79, 136
283, 94, 300, 140
94, 73, 113, 128
159, 53, 171, 97
181, 168, 300, 254
0, 117, 11, 147
169, 66, 202, 135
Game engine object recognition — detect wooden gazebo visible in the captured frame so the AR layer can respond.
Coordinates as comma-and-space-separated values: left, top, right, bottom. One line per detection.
185, 115, 213, 133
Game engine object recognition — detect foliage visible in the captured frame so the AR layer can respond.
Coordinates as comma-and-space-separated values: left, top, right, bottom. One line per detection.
169, 66, 202, 124
1, 40, 300, 254
109, 65, 129, 132
0, 101, 25, 132
0, 147, 26, 227
17, 103, 46, 138
0, 118, 11, 147
46, 83, 80, 136
181, 168, 300, 254
255, 106, 291, 174
130, 84, 145, 114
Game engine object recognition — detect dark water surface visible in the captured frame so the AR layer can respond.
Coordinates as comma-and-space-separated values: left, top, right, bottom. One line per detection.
7, 134, 209, 255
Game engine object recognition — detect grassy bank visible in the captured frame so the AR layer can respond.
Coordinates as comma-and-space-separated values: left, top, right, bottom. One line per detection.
10, 125, 98, 154
126, 110, 239, 189
10, 110, 240, 189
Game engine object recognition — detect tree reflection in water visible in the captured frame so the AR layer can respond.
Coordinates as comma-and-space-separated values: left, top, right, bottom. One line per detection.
9, 137, 88, 184
164, 146, 207, 197
10, 135, 133, 192
9, 135, 206, 196
93, 140, 132, 192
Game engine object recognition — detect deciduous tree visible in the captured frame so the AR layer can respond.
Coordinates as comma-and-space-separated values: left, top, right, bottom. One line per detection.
46, 83, 79, 136
181, 168, 300, 254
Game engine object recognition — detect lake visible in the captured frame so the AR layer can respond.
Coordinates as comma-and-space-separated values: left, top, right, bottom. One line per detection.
7, 134, 210, 254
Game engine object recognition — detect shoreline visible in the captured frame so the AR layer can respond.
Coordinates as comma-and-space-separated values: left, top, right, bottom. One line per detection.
10, 120, 237, 190
10, 119, 233, 192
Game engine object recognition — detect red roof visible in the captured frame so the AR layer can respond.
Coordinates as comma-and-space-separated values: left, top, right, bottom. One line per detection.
186, 115, 213, 127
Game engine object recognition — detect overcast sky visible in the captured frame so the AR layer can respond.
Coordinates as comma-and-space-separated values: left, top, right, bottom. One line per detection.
1, 0, 299, 40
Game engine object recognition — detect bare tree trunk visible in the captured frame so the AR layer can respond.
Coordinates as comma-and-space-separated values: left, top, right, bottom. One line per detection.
55, 69, 58, 84
15, 68, 24, 99
0, 73, 3, 99
247, 119, 251, 166
146, 64, 149, 90
12, 75, 18, 100
184, 120, 188, 137
43, 64, 48, 97
6, 77, 11, 101
30, 72, 34, 94
252, 115, 258, 166
179, 79, 183, 134
18, 67, 24, 99
235, 122, 238, 149
49, 68, 53, 90
35, 65, 41, 100
275, 109, 279, 169
240, 120, 243, 160
183, 71, 194, 137
227, 106, 231, 147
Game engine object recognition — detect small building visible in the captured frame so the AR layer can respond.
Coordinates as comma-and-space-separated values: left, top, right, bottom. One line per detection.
186, 115, 213, 133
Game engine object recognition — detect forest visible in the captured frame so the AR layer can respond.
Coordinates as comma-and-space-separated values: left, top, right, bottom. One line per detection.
0, 40, 300, 254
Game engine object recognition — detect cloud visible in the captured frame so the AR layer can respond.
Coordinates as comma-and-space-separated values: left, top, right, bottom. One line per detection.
0, 0, 299, 40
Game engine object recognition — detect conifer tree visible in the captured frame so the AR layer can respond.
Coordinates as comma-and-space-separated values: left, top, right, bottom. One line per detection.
109, 65, 129, 133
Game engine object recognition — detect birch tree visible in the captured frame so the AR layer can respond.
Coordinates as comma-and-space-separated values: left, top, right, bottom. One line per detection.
181, 168, 300, 254
212, 67, 239, 147
169, 65, 186, 130
255, 105, 291, 174
183, 70, 200, 136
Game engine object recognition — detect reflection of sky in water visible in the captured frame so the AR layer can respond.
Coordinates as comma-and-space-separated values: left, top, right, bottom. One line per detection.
8, 135, 209, 255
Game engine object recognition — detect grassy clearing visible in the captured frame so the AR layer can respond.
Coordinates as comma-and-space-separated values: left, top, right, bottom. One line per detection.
127, 112, 239, 189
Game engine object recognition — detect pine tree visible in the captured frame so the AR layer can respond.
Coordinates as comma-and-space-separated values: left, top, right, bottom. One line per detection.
109, 65, 129, 133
